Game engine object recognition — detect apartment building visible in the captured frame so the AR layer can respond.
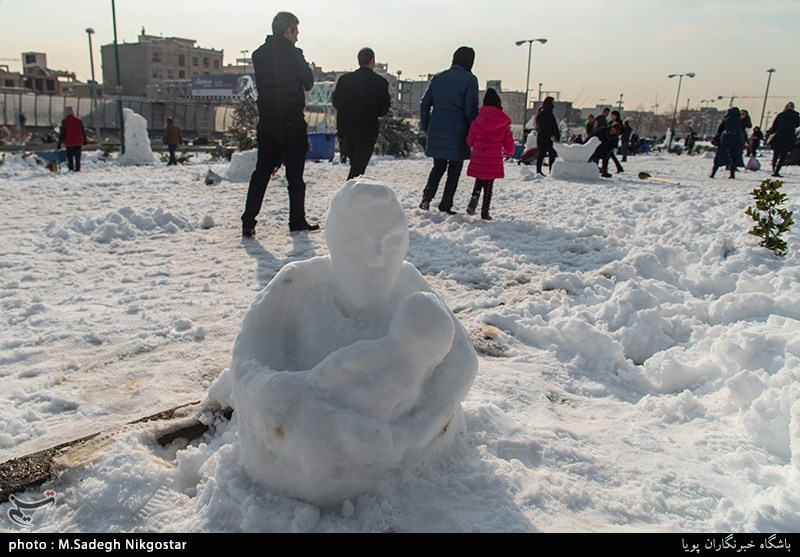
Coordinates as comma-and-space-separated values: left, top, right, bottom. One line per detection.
101, 32, 223, 97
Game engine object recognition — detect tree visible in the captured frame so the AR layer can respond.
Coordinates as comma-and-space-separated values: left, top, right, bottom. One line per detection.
745, 178, 794, 256
228, 76, 258, 151
376, 108, 419, 158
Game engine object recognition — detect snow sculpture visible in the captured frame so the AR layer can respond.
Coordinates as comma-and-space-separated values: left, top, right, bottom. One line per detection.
116, 108, 158, 165
226, 149, 257, 182
550, 136, 600, 181
227, 178, 478, 506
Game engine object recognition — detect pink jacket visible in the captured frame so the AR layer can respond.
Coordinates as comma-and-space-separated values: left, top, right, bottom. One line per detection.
466, 106, 515, 180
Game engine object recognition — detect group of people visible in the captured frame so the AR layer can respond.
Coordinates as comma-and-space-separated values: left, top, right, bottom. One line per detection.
710, 102, 798, 179
240, 13, 517, 235
48, 106, 182, 172
585, 107, 627, 177
238, 11, 799, 237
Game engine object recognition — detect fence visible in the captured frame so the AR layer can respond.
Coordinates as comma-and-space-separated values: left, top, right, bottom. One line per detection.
0, 91, 239, 141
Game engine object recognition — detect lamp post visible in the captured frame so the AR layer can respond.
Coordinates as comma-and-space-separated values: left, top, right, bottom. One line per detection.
515, 38, 547, 133
668, 72, 695, 150
111, 0, 124, 153
759, 68, 776, 130
85, 27, 96, 132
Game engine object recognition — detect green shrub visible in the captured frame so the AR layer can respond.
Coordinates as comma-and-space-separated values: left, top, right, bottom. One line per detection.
745, 178, 794, 256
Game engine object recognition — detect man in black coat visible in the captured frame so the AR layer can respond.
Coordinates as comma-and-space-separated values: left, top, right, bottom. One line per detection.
767, 101, 800, 177
333, 48, 392, 180
241, 11, 318, 237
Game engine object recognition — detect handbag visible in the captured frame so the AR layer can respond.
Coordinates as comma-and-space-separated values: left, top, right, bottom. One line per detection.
746, 156, 761, 171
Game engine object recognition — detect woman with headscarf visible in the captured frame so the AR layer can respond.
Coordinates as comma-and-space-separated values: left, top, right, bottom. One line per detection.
535, 96, 560, 175
710, 107, 745, 179
418, 46, 480, 215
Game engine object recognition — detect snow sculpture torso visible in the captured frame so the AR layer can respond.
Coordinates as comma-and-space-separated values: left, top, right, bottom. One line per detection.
228, 178, 478, 506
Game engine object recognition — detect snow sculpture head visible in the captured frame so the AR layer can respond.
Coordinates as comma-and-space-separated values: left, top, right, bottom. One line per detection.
326, 180, 409, 310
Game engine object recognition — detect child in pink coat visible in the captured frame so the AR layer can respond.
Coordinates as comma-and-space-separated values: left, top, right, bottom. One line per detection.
465, 88, 516, 220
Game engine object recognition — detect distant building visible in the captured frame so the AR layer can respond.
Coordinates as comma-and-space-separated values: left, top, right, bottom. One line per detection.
16, 52, 77, 95
101, 32, 223, 97
0, 65, 24, 90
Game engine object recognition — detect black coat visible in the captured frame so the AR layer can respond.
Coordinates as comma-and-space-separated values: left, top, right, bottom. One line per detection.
768, 109, 800, 153
536, 108, 560, 141
251, 34, 314, 121
332, 66, 391, 140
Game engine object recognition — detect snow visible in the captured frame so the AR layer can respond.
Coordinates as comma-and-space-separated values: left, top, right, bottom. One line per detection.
115, 108, 158, 166
0, 146, 799, 533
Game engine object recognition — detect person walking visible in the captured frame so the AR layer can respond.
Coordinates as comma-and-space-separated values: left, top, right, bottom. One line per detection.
418, 46, 479, 215
606, 110, 624, 173
241, 11, 318, 238
766, 101, 800, 178
620, 119, 632, 162
57, 107, 87, 172
746, 126, 764, 157
535, 96, 560, 175
710, 107, 745, 179
585, 114, 596, 139
464, 88, 515, 221
163, 117, 182, 166
332, 47, 391, 180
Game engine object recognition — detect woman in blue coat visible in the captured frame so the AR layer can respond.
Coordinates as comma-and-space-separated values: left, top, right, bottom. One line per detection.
418, 46, 480, 214
711, 107, 745, 179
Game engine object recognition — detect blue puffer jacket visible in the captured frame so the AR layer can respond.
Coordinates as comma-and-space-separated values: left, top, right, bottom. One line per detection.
420, 65, 479, 161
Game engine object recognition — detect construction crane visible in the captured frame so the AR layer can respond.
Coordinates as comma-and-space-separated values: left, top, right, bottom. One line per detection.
728, 94, 792, 107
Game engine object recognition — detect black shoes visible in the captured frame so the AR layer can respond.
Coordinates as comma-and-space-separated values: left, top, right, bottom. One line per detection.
481, 213, 492, 221
600, 172, 612, 178
439, 207, 457, 215
242, 227, 255, 238
419, 199, 430, 210
289, 221, 320, 232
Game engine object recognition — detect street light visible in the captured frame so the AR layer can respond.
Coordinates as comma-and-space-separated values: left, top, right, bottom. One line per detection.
668, 72, 695, 150
760, 68, 776, 130
111, 0, 124, 153
85, 27, 96, 131
515, 38, 547, 133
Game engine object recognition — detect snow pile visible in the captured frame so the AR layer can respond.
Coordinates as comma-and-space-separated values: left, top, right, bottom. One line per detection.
45, 206, 193, 244
116, 108, 158, 166
226, 149, 257, 182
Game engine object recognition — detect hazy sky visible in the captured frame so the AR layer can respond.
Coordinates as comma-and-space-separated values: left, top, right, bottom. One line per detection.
1, 0, 798, 123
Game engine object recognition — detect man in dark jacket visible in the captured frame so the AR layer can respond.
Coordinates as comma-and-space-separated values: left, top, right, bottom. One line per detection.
767, 101, 800, 177
332, 47, 391, 180
418, 46, 479, 215
241, 11, 318, 238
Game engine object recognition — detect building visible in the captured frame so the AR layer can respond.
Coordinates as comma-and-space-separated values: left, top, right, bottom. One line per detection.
0, 65, 24, 90
483, 80, 526, 127
13, 52, 78, 95
101, 31, 223, 97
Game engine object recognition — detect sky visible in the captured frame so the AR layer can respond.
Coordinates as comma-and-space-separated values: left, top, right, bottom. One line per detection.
0, 0, 798, 118
1, 119, 799, 531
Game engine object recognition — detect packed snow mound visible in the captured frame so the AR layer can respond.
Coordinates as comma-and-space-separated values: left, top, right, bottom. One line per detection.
216, 177, 478, 506
45, 206, 194, 243
226, 149, 257, 182
116, 108, 158, 166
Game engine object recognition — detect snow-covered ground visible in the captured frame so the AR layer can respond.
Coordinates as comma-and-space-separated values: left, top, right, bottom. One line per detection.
0, 146, 798, 533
